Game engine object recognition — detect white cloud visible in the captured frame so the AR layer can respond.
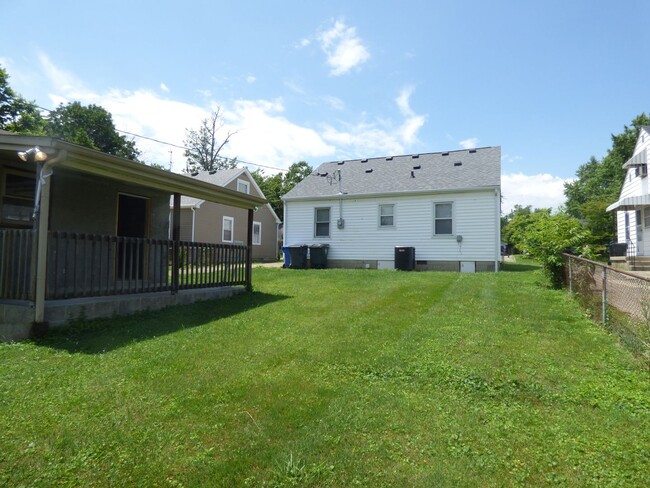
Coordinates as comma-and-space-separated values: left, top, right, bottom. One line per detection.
322, 95, 345, 111
31, 54, 334, 171
224, 99, 335, 167
501, 173, 570, 214
30, 53, 428, 174
317, 20, 370, 76
395, 86, 426, 145
284, 80, 305, 95
245, 75, 256, 84
459, 138, 479, 149
322, 122, 406, 157
160, 82, 170, 93
38, 53, 98, 105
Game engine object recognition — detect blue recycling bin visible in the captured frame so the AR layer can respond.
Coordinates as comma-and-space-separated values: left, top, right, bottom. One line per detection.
282, 246, 291, 268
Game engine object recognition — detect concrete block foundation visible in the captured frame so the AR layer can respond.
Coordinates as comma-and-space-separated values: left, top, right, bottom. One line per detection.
0, 287, 245, 342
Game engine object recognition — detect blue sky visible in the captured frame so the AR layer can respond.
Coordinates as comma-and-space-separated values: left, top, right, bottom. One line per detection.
2, 0, 649, 212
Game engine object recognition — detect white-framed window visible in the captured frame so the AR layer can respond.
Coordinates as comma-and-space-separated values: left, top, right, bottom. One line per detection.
379, 204, 394, 227
644, 208, 650, 228
237, 179, 250, 194
637, 210, 643, 242
434, 202, 453, 235
314, 207, 330, 237
222, 216, 234, 242
252, 221, 262, 245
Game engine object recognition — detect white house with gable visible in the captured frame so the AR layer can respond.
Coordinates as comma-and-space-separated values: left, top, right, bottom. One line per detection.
282, 147, 501, 272
607, 126, 650, 260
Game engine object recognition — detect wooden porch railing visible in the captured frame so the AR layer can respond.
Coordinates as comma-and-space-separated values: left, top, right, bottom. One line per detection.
0, 229, 35, 300
0, 229, 250, 301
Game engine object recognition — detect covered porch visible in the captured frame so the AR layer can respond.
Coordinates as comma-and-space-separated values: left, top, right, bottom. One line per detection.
0, 134, 266, 341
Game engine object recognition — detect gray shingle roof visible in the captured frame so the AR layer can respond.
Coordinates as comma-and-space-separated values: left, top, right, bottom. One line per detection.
283, 146, 500, 200
177, 168, 245, 206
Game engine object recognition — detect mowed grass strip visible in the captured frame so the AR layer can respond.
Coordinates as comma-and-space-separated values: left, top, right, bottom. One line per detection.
1, 262, 649, 486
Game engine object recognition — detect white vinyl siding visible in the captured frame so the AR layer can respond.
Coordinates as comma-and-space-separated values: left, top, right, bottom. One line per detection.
285, 190, 499, 262
222, 216, 234, 243
253, 221, 262, 245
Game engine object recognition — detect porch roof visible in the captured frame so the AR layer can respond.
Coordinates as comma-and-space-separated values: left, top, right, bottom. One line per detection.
606, 194, 650, 212
0, 134, 266, 210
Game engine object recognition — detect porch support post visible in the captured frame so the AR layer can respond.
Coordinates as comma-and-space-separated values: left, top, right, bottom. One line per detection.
172, 192, 181, 293
246, 208, 253, 291
33, 169, 52, 325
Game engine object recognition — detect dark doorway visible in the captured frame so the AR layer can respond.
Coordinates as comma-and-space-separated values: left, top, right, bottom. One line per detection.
117, 194, 149, 280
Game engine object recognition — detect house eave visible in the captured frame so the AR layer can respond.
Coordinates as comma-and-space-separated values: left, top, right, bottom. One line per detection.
0, 135, 265, 209
282, 185, 500, 202
53, 141, 266, 209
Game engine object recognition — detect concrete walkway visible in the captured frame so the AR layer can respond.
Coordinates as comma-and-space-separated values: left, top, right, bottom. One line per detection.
253, 261, 284, 268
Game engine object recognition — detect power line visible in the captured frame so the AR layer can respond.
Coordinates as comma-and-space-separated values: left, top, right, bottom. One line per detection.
36, 104, 288, 173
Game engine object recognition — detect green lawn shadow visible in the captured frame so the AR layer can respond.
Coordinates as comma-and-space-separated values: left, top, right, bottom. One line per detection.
501, 260, 541, 272
34, 291, 289, 355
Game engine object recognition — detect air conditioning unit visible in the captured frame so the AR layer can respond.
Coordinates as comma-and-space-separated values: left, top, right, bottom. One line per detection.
640, 164, 648, 177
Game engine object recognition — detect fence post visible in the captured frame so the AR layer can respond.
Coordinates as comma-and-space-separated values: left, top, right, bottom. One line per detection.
568, 255, 573, 294
602, 266, 607, 325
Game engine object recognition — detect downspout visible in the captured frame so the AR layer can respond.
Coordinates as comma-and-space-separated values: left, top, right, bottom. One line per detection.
34, 150, 67, 325
495, 188, 501, 271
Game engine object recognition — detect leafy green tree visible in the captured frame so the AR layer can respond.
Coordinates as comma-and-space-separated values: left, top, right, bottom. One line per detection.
0, 65, 46, 134
564, 113, 650, 243
282, 161, 312, 192
184, 108, 237, 173
46, 102, 141, 161
251, 169, 283, 216
502, 205, 550, 253
250, 161, 313, 218
518, 213, 594, 288
518, 212, 593, 288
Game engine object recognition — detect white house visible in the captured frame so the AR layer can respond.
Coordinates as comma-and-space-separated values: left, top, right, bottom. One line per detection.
607, 126, 650, 258
282, 147, 501, 272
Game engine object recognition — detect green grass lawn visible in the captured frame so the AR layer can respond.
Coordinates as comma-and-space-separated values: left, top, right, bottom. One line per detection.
1, 262, 649, 486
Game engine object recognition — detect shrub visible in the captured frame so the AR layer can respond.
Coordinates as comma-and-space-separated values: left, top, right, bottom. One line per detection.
518, 213, 593, 288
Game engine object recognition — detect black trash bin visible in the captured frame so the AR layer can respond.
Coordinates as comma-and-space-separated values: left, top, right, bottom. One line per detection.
310, 244, 330, 269
395, 246, 415, 271
288, 245, 308, 269
608, 242, 628, 257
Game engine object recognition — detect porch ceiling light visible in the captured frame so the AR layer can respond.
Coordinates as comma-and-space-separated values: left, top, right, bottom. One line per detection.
17, 146, 48, 162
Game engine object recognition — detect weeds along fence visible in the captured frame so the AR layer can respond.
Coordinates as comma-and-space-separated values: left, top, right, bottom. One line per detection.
563, 253, 650, 361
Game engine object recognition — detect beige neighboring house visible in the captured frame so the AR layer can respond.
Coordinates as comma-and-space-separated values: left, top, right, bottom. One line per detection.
174, 168, 281, 260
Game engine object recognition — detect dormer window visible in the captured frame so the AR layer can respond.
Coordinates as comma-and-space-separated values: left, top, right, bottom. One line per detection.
237, 179, 250, 194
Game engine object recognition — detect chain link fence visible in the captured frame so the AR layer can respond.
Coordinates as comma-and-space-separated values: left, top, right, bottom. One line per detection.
564, 253, 650, 365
